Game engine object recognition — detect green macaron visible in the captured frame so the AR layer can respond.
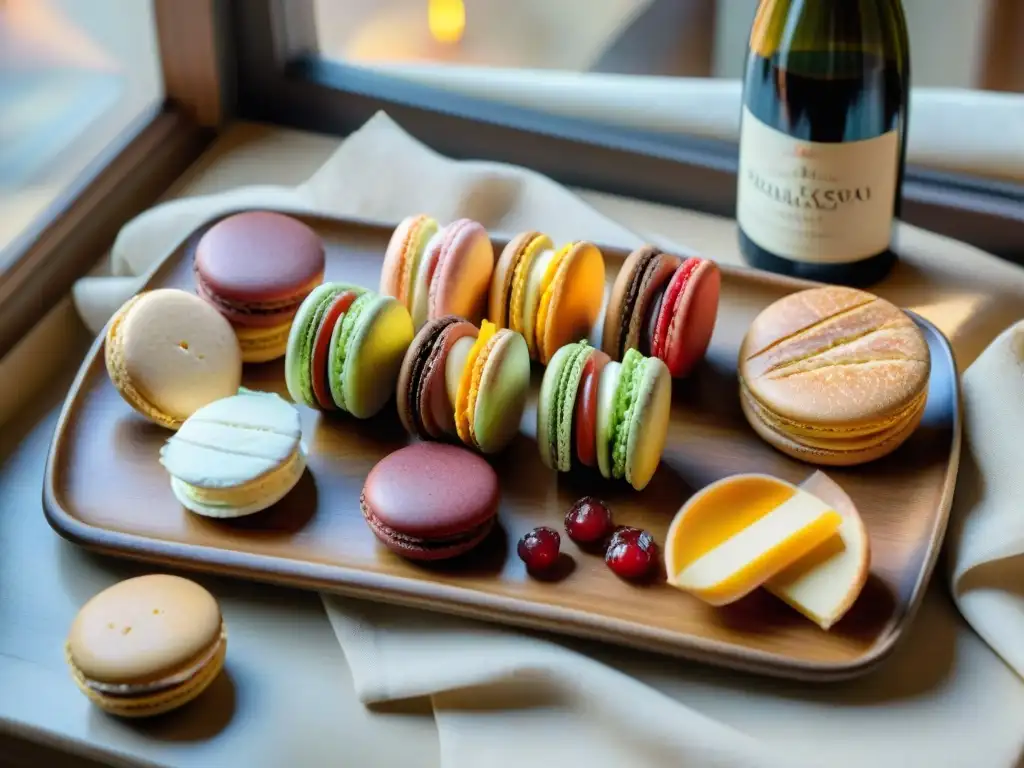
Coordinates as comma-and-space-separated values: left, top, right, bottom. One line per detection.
285, 282, 414, 418
538, 341, 671, 490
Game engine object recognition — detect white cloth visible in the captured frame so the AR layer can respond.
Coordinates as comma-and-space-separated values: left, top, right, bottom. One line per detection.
72, 112, 1024, 767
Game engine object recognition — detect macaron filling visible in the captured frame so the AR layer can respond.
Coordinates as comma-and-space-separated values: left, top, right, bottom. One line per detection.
574, 351, 606, 468
609, 348, 644, 479
532, 241, 581, 362
507, 234, 552, 350
77, 629, 226, 696
411, 236, 443, 329
171, 448, 305, 509
328, 292, 377, 412
360, 495, 495, 551
310, 291, 359, 409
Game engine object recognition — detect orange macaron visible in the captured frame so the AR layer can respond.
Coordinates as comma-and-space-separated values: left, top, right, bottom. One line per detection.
489, 232, 606, 365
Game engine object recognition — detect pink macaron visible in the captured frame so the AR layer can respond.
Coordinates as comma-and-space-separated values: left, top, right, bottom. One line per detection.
361, 443, 499, 561
193, 211, 325, 329
381, 216, 494, 329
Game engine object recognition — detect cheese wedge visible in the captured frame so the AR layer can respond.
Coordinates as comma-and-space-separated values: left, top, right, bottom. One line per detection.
665, 474, 842, 606
766, 471, 870, 630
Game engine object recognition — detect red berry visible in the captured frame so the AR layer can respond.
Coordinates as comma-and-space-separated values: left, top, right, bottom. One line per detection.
518, 527, 561, 572
564, 497, 612, 544
605, 527, 657, 580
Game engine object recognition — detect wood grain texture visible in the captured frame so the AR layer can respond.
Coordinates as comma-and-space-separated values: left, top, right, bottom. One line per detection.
43, 214, 961, 681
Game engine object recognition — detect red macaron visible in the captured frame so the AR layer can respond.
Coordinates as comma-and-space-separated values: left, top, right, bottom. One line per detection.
602, 245, 720, 377
194, 211, 326, 329
361, 443, 499, 561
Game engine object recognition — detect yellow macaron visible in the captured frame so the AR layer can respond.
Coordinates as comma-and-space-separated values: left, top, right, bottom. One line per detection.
65, 574, 226, 718
738, 286, 930, 466
489, 232, 605, 364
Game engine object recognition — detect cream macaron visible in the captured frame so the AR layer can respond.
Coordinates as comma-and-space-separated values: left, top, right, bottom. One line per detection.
159, 389, 305, 518
66, 574, 226, 717
105, 288, 242, 429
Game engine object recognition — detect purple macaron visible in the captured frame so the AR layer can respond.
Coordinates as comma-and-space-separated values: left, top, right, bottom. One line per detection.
361, 443, 499, 561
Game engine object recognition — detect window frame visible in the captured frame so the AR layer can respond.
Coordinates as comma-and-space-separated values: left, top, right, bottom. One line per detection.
230, 0, 1023, 265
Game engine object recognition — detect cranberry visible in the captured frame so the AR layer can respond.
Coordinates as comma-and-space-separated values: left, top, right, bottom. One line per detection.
564, 497, 613, 544
518, 527, 561, 572
605, 527, 657, 580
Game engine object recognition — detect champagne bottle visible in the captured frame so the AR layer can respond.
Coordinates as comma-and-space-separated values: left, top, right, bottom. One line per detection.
736, 0, 910, 286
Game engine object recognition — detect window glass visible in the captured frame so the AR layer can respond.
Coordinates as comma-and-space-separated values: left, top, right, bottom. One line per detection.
0, 0, 163, 260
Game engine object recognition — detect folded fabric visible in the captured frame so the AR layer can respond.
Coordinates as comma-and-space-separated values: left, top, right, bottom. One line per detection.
71, 111, 1024, 767
949, 319, 1024, 678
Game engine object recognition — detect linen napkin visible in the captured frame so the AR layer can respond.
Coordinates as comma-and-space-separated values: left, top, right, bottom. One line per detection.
71, 112, 1024, 767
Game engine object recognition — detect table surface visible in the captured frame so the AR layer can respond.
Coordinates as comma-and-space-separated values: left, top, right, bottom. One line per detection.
4, 121, 1024, 768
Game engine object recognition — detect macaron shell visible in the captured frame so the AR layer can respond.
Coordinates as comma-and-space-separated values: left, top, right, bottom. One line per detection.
338, 295, 415, 418
553, 343, 593, 471
624, 357, 672, 490
106, 289, 242, 428
623, 252, 679, 356
490, 231, 548, 329
428, 220, 494, 324
536, 343, 576, 470
422, 320, 478, 438
396, 316, 450, 437
380, 214, 439, 305
361, 443, 499, 538
602, 245, 656, 359
159, 391, 301, 488
538, 242, 605, 364
659, 258, 721, 377
194, 212, 325, 302
472, 330, 530, 454
67, 575, 222, 685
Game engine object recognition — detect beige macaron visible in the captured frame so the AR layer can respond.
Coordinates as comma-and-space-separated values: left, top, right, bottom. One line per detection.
66, 574, 227, 718
738, 286, 931, 466
105, 289, 243, 429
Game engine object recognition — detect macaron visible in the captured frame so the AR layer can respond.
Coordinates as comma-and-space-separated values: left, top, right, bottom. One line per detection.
159, 389, 305, 518
490, 232, 606, 365
65, 574, 226, 718
396, 316, 530, 454
361, 442, 499, 560
381, 216, 494, 329
602, 245, 720, 377
194, 211, 325, 362
738, 286, 931, 466
104, 288, 243, 430
285, 283, 415, 418
537, 340, 672, 491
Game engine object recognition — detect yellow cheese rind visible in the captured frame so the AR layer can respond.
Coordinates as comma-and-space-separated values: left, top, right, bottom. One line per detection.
666, 475, 843, 607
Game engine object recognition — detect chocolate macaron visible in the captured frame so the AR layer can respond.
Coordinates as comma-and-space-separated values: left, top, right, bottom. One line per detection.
361, 443, 499, 560
602, 245, 720, 378
194, 211, 326, 362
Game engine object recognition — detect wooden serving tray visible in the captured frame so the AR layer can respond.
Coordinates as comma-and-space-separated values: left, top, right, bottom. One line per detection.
44, 213, 961, 681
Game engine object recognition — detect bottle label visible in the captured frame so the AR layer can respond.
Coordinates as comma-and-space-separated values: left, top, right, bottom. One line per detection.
736, 106, 899, 264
